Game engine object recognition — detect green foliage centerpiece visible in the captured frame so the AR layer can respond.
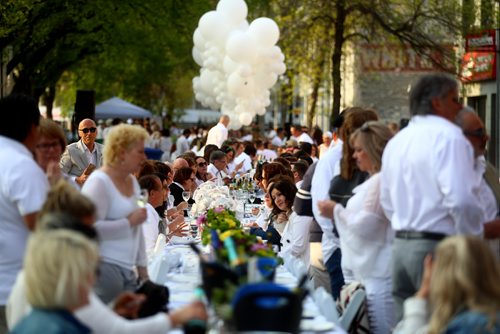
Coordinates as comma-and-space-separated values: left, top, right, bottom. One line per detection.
195, 207, 280, 321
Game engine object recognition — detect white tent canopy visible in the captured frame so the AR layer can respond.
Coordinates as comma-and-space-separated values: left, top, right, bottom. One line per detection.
95, 97, 153, 120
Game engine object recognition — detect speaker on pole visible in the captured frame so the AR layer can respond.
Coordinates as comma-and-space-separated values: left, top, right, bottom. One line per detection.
72, 90, 96, 135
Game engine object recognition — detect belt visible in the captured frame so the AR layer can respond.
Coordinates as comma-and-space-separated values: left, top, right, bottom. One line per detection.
395, 230, 447, 241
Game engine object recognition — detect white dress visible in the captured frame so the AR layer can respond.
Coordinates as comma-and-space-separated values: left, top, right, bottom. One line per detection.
333, 173, 395, 334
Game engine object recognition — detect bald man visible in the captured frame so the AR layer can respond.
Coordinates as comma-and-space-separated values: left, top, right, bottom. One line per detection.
206, 115, 229, 148
457, 107, 500, 256
60, 119, 104, 186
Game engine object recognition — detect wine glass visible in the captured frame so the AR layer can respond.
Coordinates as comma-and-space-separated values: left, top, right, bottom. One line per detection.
182, 191, 191, 202
137, 189, 149, 208
249, 192, 256, 204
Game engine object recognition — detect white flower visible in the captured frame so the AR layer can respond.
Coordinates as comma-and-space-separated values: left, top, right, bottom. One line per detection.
190, 182, 237, 217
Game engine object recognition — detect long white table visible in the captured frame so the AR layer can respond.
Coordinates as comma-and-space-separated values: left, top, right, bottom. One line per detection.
148, 244, 346, 333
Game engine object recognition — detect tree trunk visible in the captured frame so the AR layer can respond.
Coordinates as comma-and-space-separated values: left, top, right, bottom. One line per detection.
307, 75, 321, 130
43, 85, 56, 119
330, 0, 346, 128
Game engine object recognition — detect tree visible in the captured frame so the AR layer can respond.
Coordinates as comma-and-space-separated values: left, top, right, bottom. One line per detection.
1, 0, 213, 119
271, 0, 463, 127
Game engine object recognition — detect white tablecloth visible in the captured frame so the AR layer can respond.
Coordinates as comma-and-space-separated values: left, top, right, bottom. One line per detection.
148, 244, 346, 333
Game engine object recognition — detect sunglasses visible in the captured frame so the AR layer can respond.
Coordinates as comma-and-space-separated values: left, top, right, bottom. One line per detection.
197, 162, 207, 167
79, 127, 97, 134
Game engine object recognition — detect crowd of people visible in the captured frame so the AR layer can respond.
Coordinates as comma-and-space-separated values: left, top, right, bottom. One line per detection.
1, 72, 500, 334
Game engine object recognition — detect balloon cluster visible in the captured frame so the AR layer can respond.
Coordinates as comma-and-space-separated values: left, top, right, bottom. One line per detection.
192, 0, 286, 130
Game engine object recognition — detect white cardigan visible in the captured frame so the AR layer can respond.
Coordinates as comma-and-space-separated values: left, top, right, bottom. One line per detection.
333, 173, 394, 281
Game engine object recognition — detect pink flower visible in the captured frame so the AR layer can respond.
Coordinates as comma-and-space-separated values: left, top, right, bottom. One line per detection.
196, 214, 206, 227
214, 206, 225, 213
251, 243, 267, 252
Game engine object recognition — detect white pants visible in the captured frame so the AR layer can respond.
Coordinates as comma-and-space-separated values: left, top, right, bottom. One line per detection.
364, 276, 395, 334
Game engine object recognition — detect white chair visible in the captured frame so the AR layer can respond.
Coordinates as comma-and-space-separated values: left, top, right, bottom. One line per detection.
313, 286, 340, 324
339, 289, 366, 331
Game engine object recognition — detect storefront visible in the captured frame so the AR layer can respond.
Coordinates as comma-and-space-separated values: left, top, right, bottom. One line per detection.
461, 29, 498, 168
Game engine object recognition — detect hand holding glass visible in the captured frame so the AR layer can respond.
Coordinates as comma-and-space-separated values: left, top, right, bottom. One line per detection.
137, 189, 149, 208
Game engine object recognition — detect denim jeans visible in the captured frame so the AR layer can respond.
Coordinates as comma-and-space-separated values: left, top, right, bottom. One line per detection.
325, 248, 344, 300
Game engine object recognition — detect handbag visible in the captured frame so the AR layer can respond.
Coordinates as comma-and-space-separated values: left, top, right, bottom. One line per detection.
135, 280, 170, 317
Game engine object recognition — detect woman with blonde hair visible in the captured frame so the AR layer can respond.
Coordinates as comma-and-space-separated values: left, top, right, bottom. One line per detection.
11, 230, 99, 333
82, 124, 149, 303
318, 121, 394, 333
395, 235, 500, 333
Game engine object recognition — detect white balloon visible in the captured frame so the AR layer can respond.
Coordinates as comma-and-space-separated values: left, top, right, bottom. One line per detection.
216, 0, 248, 25
254, 72, 278, 90
226, 31, 257, 64
228, 118, 241, 130
200, 70, 215, 93
272, 62, 286, 75
237, 63, 253, 77
248, 18, 280, 48
239, 112, 254, 126
193, 28, 206, 49
192, 47, 203, 66
223, 56, 238, 74
198, 11, 233, 47
237, 20, 250, 31
256, 107, 267, 116
227, 72, 255, 98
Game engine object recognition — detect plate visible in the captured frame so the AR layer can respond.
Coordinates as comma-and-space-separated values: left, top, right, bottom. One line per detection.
169, 236, 200, 245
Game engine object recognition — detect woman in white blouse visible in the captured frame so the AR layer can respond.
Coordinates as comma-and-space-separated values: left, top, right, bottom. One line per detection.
270, 178, 312, 267
82, 124, 149, 303
318, 121, 394, 334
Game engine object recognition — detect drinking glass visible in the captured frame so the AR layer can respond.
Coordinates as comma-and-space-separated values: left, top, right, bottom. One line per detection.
182, 191, 191, 202
249, 192, 256, 204
137, 189, 148, 208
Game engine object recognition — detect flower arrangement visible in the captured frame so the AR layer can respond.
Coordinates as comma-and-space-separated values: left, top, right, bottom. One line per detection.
190, 181, 237, 218
196, 207, 277, 265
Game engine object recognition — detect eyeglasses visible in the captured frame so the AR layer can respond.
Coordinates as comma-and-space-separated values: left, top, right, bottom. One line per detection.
79, 127, 97, 134
36, 142, 60, 150
464, 128, 487, 138
197, 162, 207, 167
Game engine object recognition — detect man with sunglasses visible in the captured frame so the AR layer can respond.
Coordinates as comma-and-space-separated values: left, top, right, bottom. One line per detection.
60, 118, 103, 186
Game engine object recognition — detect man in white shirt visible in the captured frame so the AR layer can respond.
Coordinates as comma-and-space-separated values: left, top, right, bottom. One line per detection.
207, 150, 229, 185
206, 115, 229, 148
318, 131, 332, 158
271, 127, 286, 147
232, 142, 252, 174
0, 95, 49, 332
60, 118, 104, 186
290, 124, 313, 144
380, 73, 484, 321
174, 129, 191, 157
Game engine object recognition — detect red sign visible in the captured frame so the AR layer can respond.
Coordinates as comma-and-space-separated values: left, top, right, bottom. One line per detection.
460, 51, 496, 82
465, 30, 496, 52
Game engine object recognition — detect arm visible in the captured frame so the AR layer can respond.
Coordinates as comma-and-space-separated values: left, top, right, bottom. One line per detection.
288, 214, 313, 258
484, 219, 500, 239
436, 138, 484, 235
11, 160, 49, 231
59, 146, 73, 174
75, 292, 171, 334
